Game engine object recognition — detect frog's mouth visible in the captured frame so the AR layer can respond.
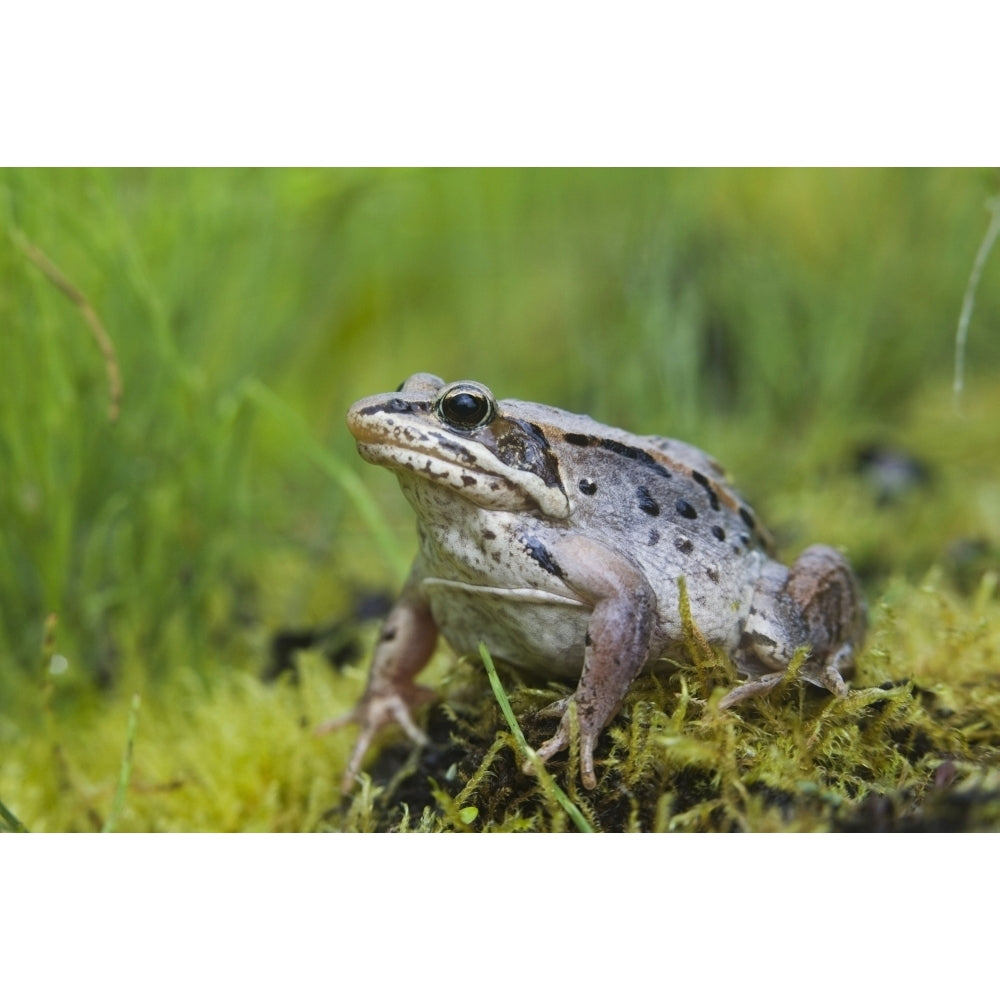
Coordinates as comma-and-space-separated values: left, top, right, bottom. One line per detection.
351, 425, 571, 520
355, 438, 547, 512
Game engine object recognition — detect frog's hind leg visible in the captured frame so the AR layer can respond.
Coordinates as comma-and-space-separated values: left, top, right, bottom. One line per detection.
721, 638, 851, 709
785, 544, 866, 698
723, 545, 865, 711
722, 559, 806, 708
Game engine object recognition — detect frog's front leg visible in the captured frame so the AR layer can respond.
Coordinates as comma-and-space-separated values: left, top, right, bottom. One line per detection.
721, 544, 865, 709
317, 567, 438, 792
528, 534, 656, 790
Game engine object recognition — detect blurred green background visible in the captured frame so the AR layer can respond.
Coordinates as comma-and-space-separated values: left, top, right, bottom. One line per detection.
2, 168, 998, 829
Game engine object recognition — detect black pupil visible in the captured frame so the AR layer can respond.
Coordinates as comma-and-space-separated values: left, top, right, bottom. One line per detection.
443, 390, 489, 427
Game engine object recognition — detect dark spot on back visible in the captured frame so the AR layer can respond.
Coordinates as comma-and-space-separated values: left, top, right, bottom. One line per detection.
706, 567, 720, 583
691, 470, 722, 510
675, 498, 698, 519
578, 478, 597, 496
675, 536, 694, 555
711, 525, 726, 542
565, 432, 671, 479
482, 529, 496, 540
524, 537, 564, 578
636, 485, 660, 517
599, 437, 673, 479
648, 528, 660, 546
462, 475, 477, 487
739, 506, 756, 531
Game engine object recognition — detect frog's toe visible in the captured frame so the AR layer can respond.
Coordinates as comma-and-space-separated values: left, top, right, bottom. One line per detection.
824, 669, 849, 698
314, 707, 359, 736
526, 719, 599, 789
386, 689, 435, 744
796, 641, 854, 698
319, 685, 434, 737
816, 652, 851, 698
318, 687, 433, 792
532, 728, 568, 766
524, 726, 570, 782
340, 728, 376, 793
578, 735, 598, 789
718, 670, 786, 710
535, 695, 571, 719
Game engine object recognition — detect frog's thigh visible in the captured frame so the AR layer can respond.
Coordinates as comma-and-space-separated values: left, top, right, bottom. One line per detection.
785, 545, 865, 647
546, 534, 656, 728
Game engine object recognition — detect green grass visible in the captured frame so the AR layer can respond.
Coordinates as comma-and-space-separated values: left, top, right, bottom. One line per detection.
1, 168, 999, 831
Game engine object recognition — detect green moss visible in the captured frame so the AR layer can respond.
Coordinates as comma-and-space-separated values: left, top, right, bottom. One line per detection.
2, 561, 998, 833
335, 563, 1000, 832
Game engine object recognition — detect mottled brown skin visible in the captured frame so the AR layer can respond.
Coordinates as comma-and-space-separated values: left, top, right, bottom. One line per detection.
320, 374, 866, 790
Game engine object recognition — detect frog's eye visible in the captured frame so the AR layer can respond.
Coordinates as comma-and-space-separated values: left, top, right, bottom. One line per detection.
437, 382, 496, 430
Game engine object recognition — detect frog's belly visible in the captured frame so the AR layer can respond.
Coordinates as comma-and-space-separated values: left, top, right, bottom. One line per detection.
421, 578, 591, 679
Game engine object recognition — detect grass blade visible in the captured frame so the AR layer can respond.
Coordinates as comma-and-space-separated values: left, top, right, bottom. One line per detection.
0, 797, 28, 833
479, 642, 594, 833
102, 693, 141, 833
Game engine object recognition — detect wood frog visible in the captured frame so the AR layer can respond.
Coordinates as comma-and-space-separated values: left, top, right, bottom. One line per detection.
320, 374, 866, 790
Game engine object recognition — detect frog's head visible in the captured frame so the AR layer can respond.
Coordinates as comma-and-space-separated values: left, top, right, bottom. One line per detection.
347, 373, 571, 519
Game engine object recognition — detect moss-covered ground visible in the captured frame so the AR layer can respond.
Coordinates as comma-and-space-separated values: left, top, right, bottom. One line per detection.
2, 169, 998, 832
